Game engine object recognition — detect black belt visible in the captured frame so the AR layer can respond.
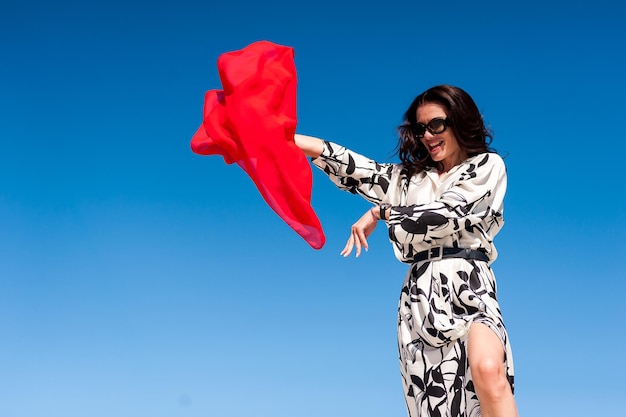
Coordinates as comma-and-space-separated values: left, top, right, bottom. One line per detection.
413, 247, 489, 263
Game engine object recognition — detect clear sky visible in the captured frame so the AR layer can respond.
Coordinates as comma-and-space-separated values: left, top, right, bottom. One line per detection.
1, 0, 625, 416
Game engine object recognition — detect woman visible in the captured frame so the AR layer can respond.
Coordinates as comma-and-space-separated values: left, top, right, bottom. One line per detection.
295, 85, 518, 417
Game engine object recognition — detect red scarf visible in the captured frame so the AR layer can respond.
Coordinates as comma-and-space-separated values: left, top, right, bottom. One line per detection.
191, 41, 325, 249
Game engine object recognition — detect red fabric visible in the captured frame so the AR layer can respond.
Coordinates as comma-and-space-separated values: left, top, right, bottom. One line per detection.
191, 41, 325, 249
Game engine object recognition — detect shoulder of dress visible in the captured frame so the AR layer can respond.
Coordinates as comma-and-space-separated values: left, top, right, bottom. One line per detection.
468, 152, 505, 169
396, 163, 429, 179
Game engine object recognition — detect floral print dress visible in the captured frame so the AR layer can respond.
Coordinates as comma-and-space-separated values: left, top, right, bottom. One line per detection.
312, 141, 514, 417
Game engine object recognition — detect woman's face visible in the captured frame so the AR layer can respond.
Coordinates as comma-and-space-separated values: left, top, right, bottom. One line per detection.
416, 102, 466, 172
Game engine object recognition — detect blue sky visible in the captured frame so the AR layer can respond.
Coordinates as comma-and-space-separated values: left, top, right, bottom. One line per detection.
1, 0, 625, 416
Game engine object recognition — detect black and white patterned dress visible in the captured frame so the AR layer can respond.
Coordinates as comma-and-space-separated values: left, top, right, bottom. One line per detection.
312, 141, 514, 417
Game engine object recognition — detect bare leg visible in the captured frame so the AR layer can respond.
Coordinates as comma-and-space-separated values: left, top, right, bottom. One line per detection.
468, 323, 519, 417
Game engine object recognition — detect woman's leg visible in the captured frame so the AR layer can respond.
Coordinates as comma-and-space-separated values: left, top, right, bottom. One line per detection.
468, 322, 519, 417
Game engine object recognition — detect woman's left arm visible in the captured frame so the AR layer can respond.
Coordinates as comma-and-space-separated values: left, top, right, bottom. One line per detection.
387, 153, 507, 244
339, 205, 383, 257
339, 153, 506, 257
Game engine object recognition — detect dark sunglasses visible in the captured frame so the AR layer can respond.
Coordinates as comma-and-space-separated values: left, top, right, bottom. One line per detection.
412, 117, 451, 139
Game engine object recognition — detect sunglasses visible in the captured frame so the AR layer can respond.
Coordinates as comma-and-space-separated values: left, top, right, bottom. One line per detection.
411, 117, 451, 139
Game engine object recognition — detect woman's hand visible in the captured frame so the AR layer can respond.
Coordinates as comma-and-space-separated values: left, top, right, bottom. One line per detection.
341, 207, 380, 257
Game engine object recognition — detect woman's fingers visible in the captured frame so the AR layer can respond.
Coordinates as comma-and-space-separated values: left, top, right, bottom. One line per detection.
341, 208, 378, 257
340, 233, 355, 257
354, 226, 368, 257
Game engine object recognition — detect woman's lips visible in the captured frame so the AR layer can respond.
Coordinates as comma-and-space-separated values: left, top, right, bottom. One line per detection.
428, 141, 443, 153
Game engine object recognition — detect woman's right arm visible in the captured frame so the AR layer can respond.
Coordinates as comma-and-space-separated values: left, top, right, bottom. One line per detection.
297, 137, 397, 205
294, 134, 324, 158
295, 134, 397, 256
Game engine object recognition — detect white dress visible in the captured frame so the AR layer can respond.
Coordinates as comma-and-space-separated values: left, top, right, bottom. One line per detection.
313, 141, 514, 417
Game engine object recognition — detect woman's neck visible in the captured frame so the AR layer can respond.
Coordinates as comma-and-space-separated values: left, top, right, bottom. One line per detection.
438, 152, 468, 174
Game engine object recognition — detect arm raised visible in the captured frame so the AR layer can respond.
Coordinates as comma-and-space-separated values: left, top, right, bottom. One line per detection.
294, 133, 324, 158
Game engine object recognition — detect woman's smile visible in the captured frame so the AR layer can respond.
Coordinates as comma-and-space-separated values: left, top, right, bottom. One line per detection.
426, 139, 444, 154
416, 103, 466, 172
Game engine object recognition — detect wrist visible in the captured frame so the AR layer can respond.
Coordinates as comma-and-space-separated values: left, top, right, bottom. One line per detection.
379, 203, 392, 221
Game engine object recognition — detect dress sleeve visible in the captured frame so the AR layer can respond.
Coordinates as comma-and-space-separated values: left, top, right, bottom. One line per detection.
387, 153, 506, 244
311, 141, 398, 204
